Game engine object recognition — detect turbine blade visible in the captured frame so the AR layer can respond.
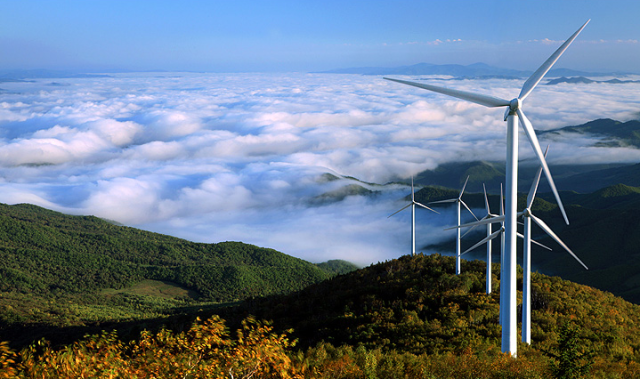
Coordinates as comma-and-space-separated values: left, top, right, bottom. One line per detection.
483, 183, 491, 214
518, 109, 569, 224
531, 238, 553, 251
459, 175, 470, 199
428, 198, 457, 205
530, 214, 588, 270
444, 215, 505, 231
415, 201, 439, 214
516, 232, 551, 251
500, 184, 504, 217
411, 176, 415, 202
384, 78, 511, 108
503, 106, 510, 122
388, 203, 411, 218
460, 200, 479, 221
462, 229, 503, 256
527, 145, 549, 209
462, 224, 479, 238
518, 20, 590, 101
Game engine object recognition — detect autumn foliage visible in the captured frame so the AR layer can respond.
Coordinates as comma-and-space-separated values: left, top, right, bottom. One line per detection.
0, 313, 639, 378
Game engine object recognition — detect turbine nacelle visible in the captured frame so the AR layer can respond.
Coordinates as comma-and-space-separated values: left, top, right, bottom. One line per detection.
509, 98, 521, 112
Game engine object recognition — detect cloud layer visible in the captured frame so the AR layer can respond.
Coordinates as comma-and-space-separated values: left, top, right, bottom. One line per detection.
0, 73, 639, 265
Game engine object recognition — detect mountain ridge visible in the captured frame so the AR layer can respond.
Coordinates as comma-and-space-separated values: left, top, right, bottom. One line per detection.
318, 62, 632, 78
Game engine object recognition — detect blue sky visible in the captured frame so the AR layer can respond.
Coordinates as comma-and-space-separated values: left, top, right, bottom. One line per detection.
1, 0, 639, 73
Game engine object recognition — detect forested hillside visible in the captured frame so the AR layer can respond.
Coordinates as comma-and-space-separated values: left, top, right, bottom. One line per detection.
3, 253, 640, 378
0, 203, 339, 339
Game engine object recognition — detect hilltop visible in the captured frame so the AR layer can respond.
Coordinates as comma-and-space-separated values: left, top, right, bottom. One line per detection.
206, 253, 640, 376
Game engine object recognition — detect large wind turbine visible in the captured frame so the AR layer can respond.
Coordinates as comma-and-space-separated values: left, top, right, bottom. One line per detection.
428, 176, 477, 275
388, 177, 438, 256
385, 20, 590, 356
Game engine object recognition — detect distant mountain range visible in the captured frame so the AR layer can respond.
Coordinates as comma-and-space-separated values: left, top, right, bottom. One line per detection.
546, 76, 640, 85
319, 62, 635, 78
0, 69, 111, 80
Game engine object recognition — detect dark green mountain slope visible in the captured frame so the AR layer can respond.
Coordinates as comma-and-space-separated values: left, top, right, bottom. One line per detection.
407, 118, 640, 194
552, 163, 640, 193
315, 260, 360, 275
419, 183, 640, 304
0, 202, 335, 329
539, 118, 640, 148
412, 160, 630, 193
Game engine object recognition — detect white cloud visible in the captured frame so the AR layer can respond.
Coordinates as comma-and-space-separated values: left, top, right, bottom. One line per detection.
0, 73, 637, 264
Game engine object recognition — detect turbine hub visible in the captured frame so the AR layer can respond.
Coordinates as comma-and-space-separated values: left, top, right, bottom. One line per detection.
509, 98, 521, 112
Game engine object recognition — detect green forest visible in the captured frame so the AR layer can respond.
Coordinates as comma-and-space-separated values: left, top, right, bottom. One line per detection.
0, 202, 357, 347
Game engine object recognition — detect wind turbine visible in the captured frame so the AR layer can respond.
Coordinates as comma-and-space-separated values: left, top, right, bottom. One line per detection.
386, 20, 590, 356
428, 176, 477, 275
460, 183, 499, 294
520, 147, 588, 344
388, 177, 438, 256
454, 148, 588, 345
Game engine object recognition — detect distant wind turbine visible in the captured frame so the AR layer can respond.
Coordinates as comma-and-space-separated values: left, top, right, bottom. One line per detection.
456, 185, 551, 295
482, 184, 497, 294
428, 176, 477, 275
520, 147, 588, 344
385, 20, 590, 356
388, 177, 438, 256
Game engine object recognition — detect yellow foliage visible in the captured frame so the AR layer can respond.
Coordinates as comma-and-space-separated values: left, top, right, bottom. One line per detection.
11, 315, 300, 379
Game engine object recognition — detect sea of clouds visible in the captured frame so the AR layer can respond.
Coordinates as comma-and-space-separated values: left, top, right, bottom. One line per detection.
0, 73, 639, 265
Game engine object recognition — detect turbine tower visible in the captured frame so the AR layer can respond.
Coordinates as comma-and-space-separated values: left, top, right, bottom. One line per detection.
428, 176, 477, 275
385, 20, 590, 356
388, 177, 438, 256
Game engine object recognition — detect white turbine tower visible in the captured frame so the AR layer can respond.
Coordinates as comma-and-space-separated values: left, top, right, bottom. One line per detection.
520, 148, 588, 344
428, 176, 477, 275
388, 177, 438, 256
386, 20, 590, 356
461, 184, 498, 293
482, 184, 497, 294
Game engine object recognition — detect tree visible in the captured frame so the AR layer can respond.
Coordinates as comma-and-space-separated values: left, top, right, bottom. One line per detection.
551, 322, 592, 379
